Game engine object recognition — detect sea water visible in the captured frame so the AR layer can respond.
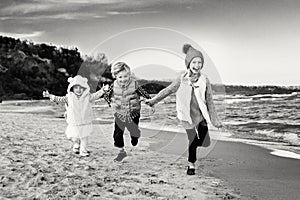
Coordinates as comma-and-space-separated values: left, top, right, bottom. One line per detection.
94, 91, 300, 147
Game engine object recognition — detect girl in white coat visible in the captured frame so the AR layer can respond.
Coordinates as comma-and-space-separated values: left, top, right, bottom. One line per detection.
146, 44, 222, 175
43, 75, 106, 156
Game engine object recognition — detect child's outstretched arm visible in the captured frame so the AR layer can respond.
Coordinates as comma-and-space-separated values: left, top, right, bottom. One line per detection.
145, 75, 181, 106
136, 86, 155, 113
42, 90, 68, 104
90, 84, 110, 101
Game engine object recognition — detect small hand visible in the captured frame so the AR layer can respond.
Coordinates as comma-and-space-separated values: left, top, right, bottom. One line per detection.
43, 90, 50, 98
145, 99, 155, 107
149, 106, 155, 114
102, 84, 110, 92
214, 122, 224, 130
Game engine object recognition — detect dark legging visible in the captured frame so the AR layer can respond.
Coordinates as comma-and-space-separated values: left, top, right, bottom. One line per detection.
113, 114, 141, 148
186, 122, 209, 163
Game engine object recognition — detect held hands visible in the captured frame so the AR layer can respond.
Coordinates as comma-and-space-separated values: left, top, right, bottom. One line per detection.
213, 119, 223, 128
213, 121, 225, 131
144, 98, 155, 107
215, 122, 223, 129
98, 84, 110, 96
101, 84, 110, 92
149, 106, 155, 115
140, 98, 156, 114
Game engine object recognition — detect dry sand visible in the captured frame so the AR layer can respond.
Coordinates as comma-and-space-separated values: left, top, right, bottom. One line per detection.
0, 101, 239, 200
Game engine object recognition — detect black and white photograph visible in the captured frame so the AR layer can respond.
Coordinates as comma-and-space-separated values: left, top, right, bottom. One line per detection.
0, 0, 300, 199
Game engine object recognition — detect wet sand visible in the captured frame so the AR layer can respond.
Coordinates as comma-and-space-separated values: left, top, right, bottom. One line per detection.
141, 128, 300, 200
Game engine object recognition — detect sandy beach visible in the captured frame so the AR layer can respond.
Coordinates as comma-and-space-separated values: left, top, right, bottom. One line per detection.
0, 100, 239, 200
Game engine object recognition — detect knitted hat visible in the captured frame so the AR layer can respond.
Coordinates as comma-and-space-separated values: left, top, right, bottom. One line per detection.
182, 44, 204, 68
67, 75, 90, 93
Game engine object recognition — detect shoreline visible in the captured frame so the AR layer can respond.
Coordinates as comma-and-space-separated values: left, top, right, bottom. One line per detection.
96, 118, 300, 160
140, 127, 300, 200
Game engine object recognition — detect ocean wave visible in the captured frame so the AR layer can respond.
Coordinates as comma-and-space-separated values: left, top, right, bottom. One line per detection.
224, 92, 299, 103
253, 129, 276, 135
283, 133, 300, 146
223, 121, 250, 125
224, 120, 300, 134
252, 97, 282, 101
250, 93, 295, 98
270, 149, 300, 159
252, 130, 295, 141
255, 119, 300, 126
224, 98, 253, 104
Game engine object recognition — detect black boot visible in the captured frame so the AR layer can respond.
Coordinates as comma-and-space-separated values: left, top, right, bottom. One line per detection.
131, 137, 139, 146
187, 166, 195, 175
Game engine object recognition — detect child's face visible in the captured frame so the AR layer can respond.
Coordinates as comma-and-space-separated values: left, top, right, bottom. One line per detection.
115, 70, 130, 86
73, 85, 85, 96
189, 57, 203, 74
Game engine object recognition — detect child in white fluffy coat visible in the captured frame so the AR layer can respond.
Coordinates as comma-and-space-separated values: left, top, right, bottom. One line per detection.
43, 75, 106, 156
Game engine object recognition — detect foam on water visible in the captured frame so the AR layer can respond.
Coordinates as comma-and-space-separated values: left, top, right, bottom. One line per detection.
223, 121, 251, 125
270, 149, 300, 159
224, 98, 252, 104
250, 93, 295, 98
225, 119, 300, 127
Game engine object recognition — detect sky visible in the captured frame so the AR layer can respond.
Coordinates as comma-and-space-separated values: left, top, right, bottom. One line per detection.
0, 0, 300, 86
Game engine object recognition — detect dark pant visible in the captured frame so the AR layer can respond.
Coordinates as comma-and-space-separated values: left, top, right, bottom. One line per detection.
186, 122, 209, 163
113, 114, 141, 148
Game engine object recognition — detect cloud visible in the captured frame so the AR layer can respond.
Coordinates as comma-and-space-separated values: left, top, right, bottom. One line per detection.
1, 3, 58, 15
41, 13, 105, 20
0, 0, 125, 15
0, 31, 44, 39
0, 0, 125, 21
39, 0, 123, 4
1, 13, 105, 21
50, 0, 123, 4
107, 11, 158, 16
0, 0, 197, 22
0, 0, 191, 18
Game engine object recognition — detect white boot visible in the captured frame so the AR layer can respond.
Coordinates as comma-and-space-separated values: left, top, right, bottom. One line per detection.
72, 138, 80, 154
79, 137, 90, 157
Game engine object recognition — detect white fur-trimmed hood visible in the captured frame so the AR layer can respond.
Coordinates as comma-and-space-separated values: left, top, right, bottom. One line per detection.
67, 75, 90, 94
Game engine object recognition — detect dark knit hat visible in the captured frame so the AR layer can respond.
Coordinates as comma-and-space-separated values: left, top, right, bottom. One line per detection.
182, 44, 204, 68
